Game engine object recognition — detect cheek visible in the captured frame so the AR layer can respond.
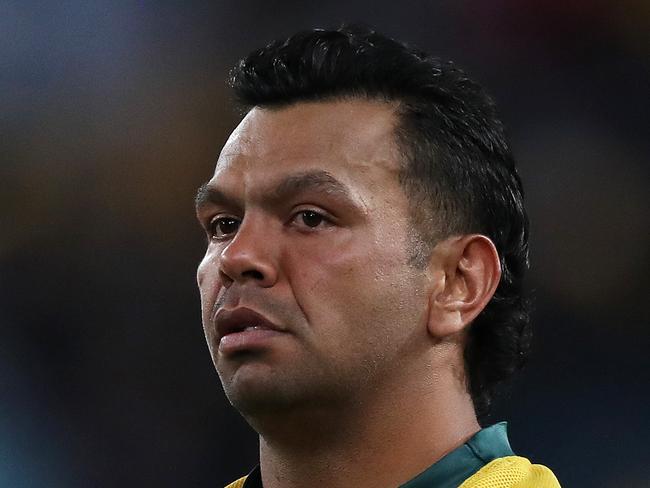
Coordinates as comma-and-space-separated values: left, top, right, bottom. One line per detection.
197, 252, 227, 359
285, 232, 372, 293
286, 233, 423, 347
197, 251, 222, 319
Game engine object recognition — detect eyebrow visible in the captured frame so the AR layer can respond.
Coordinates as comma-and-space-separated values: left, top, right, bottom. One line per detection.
195, 184, 241, 213
267, 170, 352, 203
194, 170, 354, 213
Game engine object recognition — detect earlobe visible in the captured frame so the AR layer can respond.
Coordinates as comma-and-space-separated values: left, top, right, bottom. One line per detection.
425, 235, 501, 340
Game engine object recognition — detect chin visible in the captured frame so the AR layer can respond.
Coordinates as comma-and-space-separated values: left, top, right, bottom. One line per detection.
222, 370, 342, 419
219, 360, 286, 406
224, 382, 299, 417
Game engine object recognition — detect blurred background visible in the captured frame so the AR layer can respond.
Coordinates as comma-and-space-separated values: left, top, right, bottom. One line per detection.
2, 1, 649, 486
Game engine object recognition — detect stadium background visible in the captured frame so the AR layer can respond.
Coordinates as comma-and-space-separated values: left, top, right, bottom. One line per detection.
2, 1, 649, 486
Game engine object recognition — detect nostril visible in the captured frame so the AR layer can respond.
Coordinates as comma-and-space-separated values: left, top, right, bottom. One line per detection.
242, 269, 265, 281
219, 269, 235, 288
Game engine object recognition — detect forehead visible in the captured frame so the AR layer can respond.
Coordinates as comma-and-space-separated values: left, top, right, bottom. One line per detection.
211, 99, 402, 191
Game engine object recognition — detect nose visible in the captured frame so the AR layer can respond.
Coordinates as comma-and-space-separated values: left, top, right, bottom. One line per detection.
218, 216, 279, 288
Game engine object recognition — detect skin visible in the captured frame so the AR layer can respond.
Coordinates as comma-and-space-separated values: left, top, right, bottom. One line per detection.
196, 99, 501, 488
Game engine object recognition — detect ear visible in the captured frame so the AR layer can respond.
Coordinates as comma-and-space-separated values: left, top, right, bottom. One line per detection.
426, 234, 501, 340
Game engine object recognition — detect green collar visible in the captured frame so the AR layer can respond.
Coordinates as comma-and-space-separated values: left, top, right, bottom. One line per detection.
242, 423, 513, 488
399, 422, 514, 488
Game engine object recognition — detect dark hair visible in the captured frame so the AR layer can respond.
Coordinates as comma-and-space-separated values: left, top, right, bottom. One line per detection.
228, 25, 531, 420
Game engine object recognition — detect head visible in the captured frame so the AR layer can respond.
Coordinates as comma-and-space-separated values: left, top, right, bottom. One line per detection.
196, 25, 530, 423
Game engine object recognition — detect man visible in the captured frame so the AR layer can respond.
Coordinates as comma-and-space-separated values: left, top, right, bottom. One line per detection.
195, 25, 560, 488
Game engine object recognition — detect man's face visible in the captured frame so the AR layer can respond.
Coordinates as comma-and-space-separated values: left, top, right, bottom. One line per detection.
196, 99, 432, 416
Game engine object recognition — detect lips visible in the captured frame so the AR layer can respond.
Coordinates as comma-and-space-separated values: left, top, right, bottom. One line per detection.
214, 307, 283, 342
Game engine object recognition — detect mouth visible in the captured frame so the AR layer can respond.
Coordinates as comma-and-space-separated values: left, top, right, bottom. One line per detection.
214, 307, 287, 354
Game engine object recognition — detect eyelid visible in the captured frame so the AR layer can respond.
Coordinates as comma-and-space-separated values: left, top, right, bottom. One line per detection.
206, 210, 241, 224
289, 206, 336, 224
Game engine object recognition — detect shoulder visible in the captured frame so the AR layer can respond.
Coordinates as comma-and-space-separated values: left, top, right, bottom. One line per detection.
459, 456, 561, 488
224, 475, 248, 488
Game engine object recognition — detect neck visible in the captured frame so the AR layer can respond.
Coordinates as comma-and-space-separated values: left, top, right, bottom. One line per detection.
253, 367, 480, 488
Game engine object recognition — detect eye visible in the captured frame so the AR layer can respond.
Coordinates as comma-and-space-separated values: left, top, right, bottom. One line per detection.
291, 209, 332, 230
209, 216, 240, 240
300, 210, 324, 227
